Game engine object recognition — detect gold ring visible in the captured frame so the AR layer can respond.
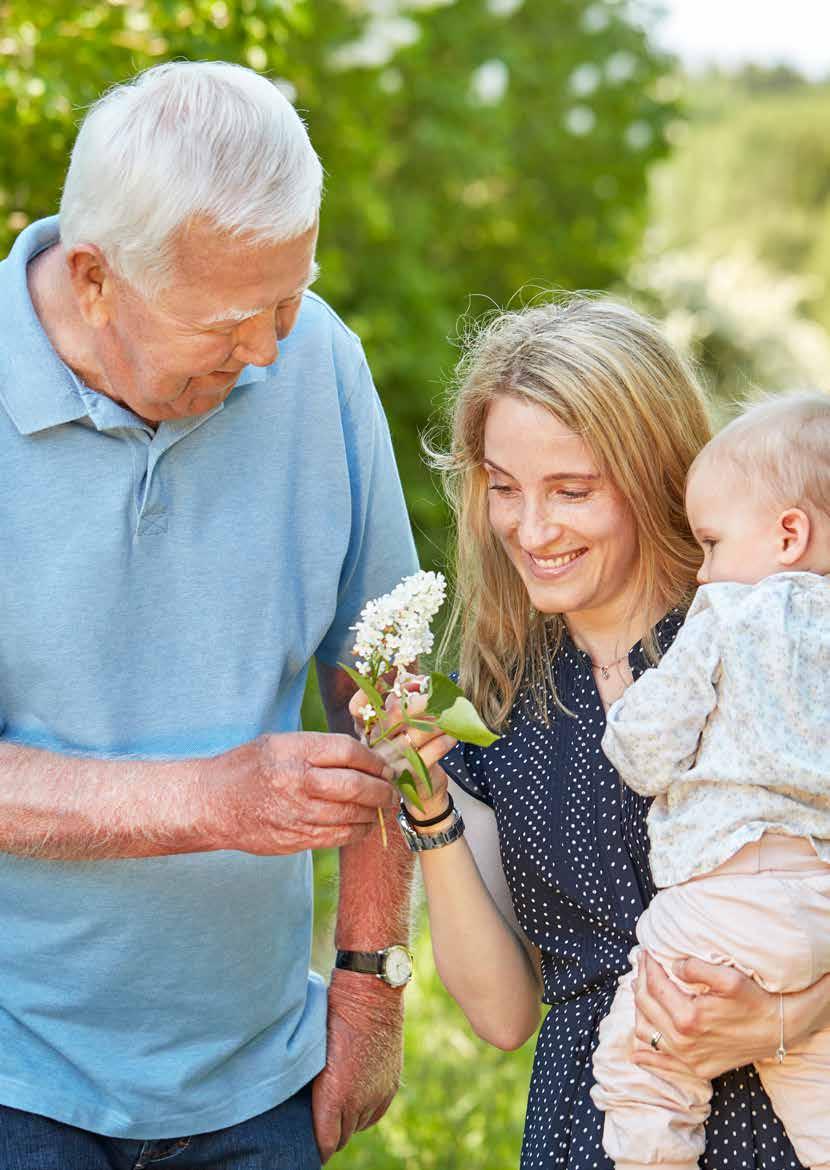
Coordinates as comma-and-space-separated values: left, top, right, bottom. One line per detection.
650, 1030, 663, 1051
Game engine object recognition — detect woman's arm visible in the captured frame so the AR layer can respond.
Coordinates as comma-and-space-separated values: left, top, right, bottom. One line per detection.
419, 777, 542, 1051
349, 690, 542, 1051
631, 952, 830, 1079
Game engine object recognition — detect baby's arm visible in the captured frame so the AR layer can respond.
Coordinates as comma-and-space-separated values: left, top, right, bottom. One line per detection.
602, 602, 722, 796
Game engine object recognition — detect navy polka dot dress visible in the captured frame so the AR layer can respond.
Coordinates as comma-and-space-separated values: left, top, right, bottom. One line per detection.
441, 612, 803, 1170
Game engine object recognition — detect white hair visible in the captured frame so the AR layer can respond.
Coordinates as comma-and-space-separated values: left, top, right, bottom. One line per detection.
59, 60, 323, 297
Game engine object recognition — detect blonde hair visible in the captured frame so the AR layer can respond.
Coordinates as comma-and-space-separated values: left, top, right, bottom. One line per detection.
690, 390, 830, 516
430, 296, 712, 731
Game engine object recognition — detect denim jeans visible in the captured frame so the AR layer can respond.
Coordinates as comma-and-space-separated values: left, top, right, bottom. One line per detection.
0, 1084, 321, 1170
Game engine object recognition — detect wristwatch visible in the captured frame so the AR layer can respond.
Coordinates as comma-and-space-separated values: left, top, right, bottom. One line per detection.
334, 945, 414, 989
397, 804, 466, 852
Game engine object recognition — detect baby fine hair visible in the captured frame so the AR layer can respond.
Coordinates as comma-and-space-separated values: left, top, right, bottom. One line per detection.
691, 390, 830, 517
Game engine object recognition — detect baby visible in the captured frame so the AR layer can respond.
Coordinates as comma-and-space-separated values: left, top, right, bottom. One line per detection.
591, 392, 830, 1170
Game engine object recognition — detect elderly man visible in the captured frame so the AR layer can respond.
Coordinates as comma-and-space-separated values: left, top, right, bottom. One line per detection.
0, 61, 417, 1168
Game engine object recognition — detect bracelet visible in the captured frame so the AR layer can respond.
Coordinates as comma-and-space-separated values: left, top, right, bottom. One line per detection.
401, 793, 454, 828
397, 806, 466, 852
775, 992, 786, 1063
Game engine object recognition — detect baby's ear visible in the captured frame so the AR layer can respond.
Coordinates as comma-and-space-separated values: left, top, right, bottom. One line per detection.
776, 507, 811, 566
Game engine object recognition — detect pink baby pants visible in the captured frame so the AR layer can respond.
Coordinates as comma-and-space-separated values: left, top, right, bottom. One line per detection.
591, 834, 830, 1170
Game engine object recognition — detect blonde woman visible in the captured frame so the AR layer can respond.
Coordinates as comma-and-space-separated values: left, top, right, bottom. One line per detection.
357, 299, 830, 1170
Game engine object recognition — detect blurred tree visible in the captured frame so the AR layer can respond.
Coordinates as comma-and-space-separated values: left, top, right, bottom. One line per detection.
629, 69, 830, 412
646, 74, 830, 333
0, 0, 675, 563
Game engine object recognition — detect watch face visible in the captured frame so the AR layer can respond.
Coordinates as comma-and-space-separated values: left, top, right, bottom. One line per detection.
383, 946, 413, 988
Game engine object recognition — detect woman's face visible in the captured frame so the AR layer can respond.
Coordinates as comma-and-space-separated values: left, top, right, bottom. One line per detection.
483, 396, 641, 622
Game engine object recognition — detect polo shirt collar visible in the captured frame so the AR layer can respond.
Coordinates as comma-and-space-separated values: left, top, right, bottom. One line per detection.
0, 217, 89, 435
0, 217, 272, 438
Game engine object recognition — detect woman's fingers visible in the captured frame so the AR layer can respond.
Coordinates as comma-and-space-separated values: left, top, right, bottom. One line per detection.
417, 736, 458, 769
632, 952, 701, 1066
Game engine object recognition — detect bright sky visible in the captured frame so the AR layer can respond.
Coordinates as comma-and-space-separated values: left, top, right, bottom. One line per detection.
647, 0, 830, 78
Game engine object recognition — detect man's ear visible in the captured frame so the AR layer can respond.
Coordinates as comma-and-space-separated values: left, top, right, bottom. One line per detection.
65, 245, 115, 328
777, 507, 811, 566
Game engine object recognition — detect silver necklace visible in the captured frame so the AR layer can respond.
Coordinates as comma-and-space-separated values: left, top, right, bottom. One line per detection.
590, 652, 629, 680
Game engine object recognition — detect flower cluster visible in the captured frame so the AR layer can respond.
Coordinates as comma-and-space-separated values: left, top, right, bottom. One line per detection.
351, 570, 446, 682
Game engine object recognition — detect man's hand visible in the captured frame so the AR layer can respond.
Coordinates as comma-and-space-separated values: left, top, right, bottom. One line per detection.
209, 732, 398, 855
311, 969, 404, 1162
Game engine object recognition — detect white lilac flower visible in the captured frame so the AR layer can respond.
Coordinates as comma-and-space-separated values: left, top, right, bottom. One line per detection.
359, 704, 376, 723
351, 570, 447, 677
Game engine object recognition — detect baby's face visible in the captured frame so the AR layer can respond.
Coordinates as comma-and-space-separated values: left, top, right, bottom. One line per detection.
685, 463, 783, 586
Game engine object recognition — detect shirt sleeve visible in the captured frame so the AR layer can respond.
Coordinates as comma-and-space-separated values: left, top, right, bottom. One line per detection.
315, 353, 419, 667
441, 740, 493, 807
602, 600, 722, 796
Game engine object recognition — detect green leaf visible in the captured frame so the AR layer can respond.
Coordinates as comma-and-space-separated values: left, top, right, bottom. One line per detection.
425, 671, 465, 717
404, 718, 441, 734
402, 744, 434, 796
338, 662, 384, 714
395, 771, 424, 813
436, 697, 500, 748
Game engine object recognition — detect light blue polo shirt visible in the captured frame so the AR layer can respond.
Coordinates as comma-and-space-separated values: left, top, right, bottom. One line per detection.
0, 218, 418, 1139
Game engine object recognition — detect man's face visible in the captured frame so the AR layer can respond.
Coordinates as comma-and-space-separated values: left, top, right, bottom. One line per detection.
97, 220, 318, 422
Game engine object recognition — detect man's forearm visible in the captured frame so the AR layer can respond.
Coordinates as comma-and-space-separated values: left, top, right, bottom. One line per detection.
0, 741, 216, 860
336, 821, 414, 949
318, 660, 415, 950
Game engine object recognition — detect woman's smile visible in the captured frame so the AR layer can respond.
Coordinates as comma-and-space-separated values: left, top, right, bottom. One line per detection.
525, 547, 588, 577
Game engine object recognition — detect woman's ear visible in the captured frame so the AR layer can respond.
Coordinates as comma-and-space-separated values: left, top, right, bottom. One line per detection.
776, 507, 811, 566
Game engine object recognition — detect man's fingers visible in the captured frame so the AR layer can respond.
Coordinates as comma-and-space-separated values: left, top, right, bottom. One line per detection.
304, 731, 396, 780
337, 1113, 357, 1152
312, 1110, 340, 1165
305, 767, 398, 809
302, 794, 388, 826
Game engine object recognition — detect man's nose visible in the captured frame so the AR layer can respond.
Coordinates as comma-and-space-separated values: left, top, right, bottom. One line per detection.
234, 312, 278, 367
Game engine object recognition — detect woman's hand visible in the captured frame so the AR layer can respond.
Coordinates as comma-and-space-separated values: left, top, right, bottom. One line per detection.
347, 686, 457, 819
632, 952, 830, 1080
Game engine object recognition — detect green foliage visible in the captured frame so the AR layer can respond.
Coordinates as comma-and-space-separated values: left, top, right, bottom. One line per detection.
0, 0, 674, 565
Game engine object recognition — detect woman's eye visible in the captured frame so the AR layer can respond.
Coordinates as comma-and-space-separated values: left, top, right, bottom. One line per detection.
559, 489, 590, 500
488, 483, 516, 496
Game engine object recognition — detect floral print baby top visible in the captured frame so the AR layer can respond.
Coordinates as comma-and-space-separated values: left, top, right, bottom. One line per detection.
602, 571, 830, 888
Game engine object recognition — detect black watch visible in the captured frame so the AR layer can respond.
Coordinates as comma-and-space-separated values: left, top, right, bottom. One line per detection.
334, 945, 413, 988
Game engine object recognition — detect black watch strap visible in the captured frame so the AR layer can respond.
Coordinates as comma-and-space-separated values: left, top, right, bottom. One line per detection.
334, 949, 384, 976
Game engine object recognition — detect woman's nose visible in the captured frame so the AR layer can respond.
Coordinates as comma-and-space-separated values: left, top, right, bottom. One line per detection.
517, 501, 563, 550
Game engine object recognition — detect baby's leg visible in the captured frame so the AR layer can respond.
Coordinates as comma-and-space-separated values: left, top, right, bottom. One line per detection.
756, 1023, 830, 1169
591, 946, 712, 1170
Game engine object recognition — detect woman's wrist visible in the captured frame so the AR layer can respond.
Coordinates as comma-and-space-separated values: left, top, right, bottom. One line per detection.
403, 790, 453, 834
785, 972, 830, 1050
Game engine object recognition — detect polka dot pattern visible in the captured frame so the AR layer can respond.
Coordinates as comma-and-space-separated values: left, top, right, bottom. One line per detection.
442, 613, 803, 1170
